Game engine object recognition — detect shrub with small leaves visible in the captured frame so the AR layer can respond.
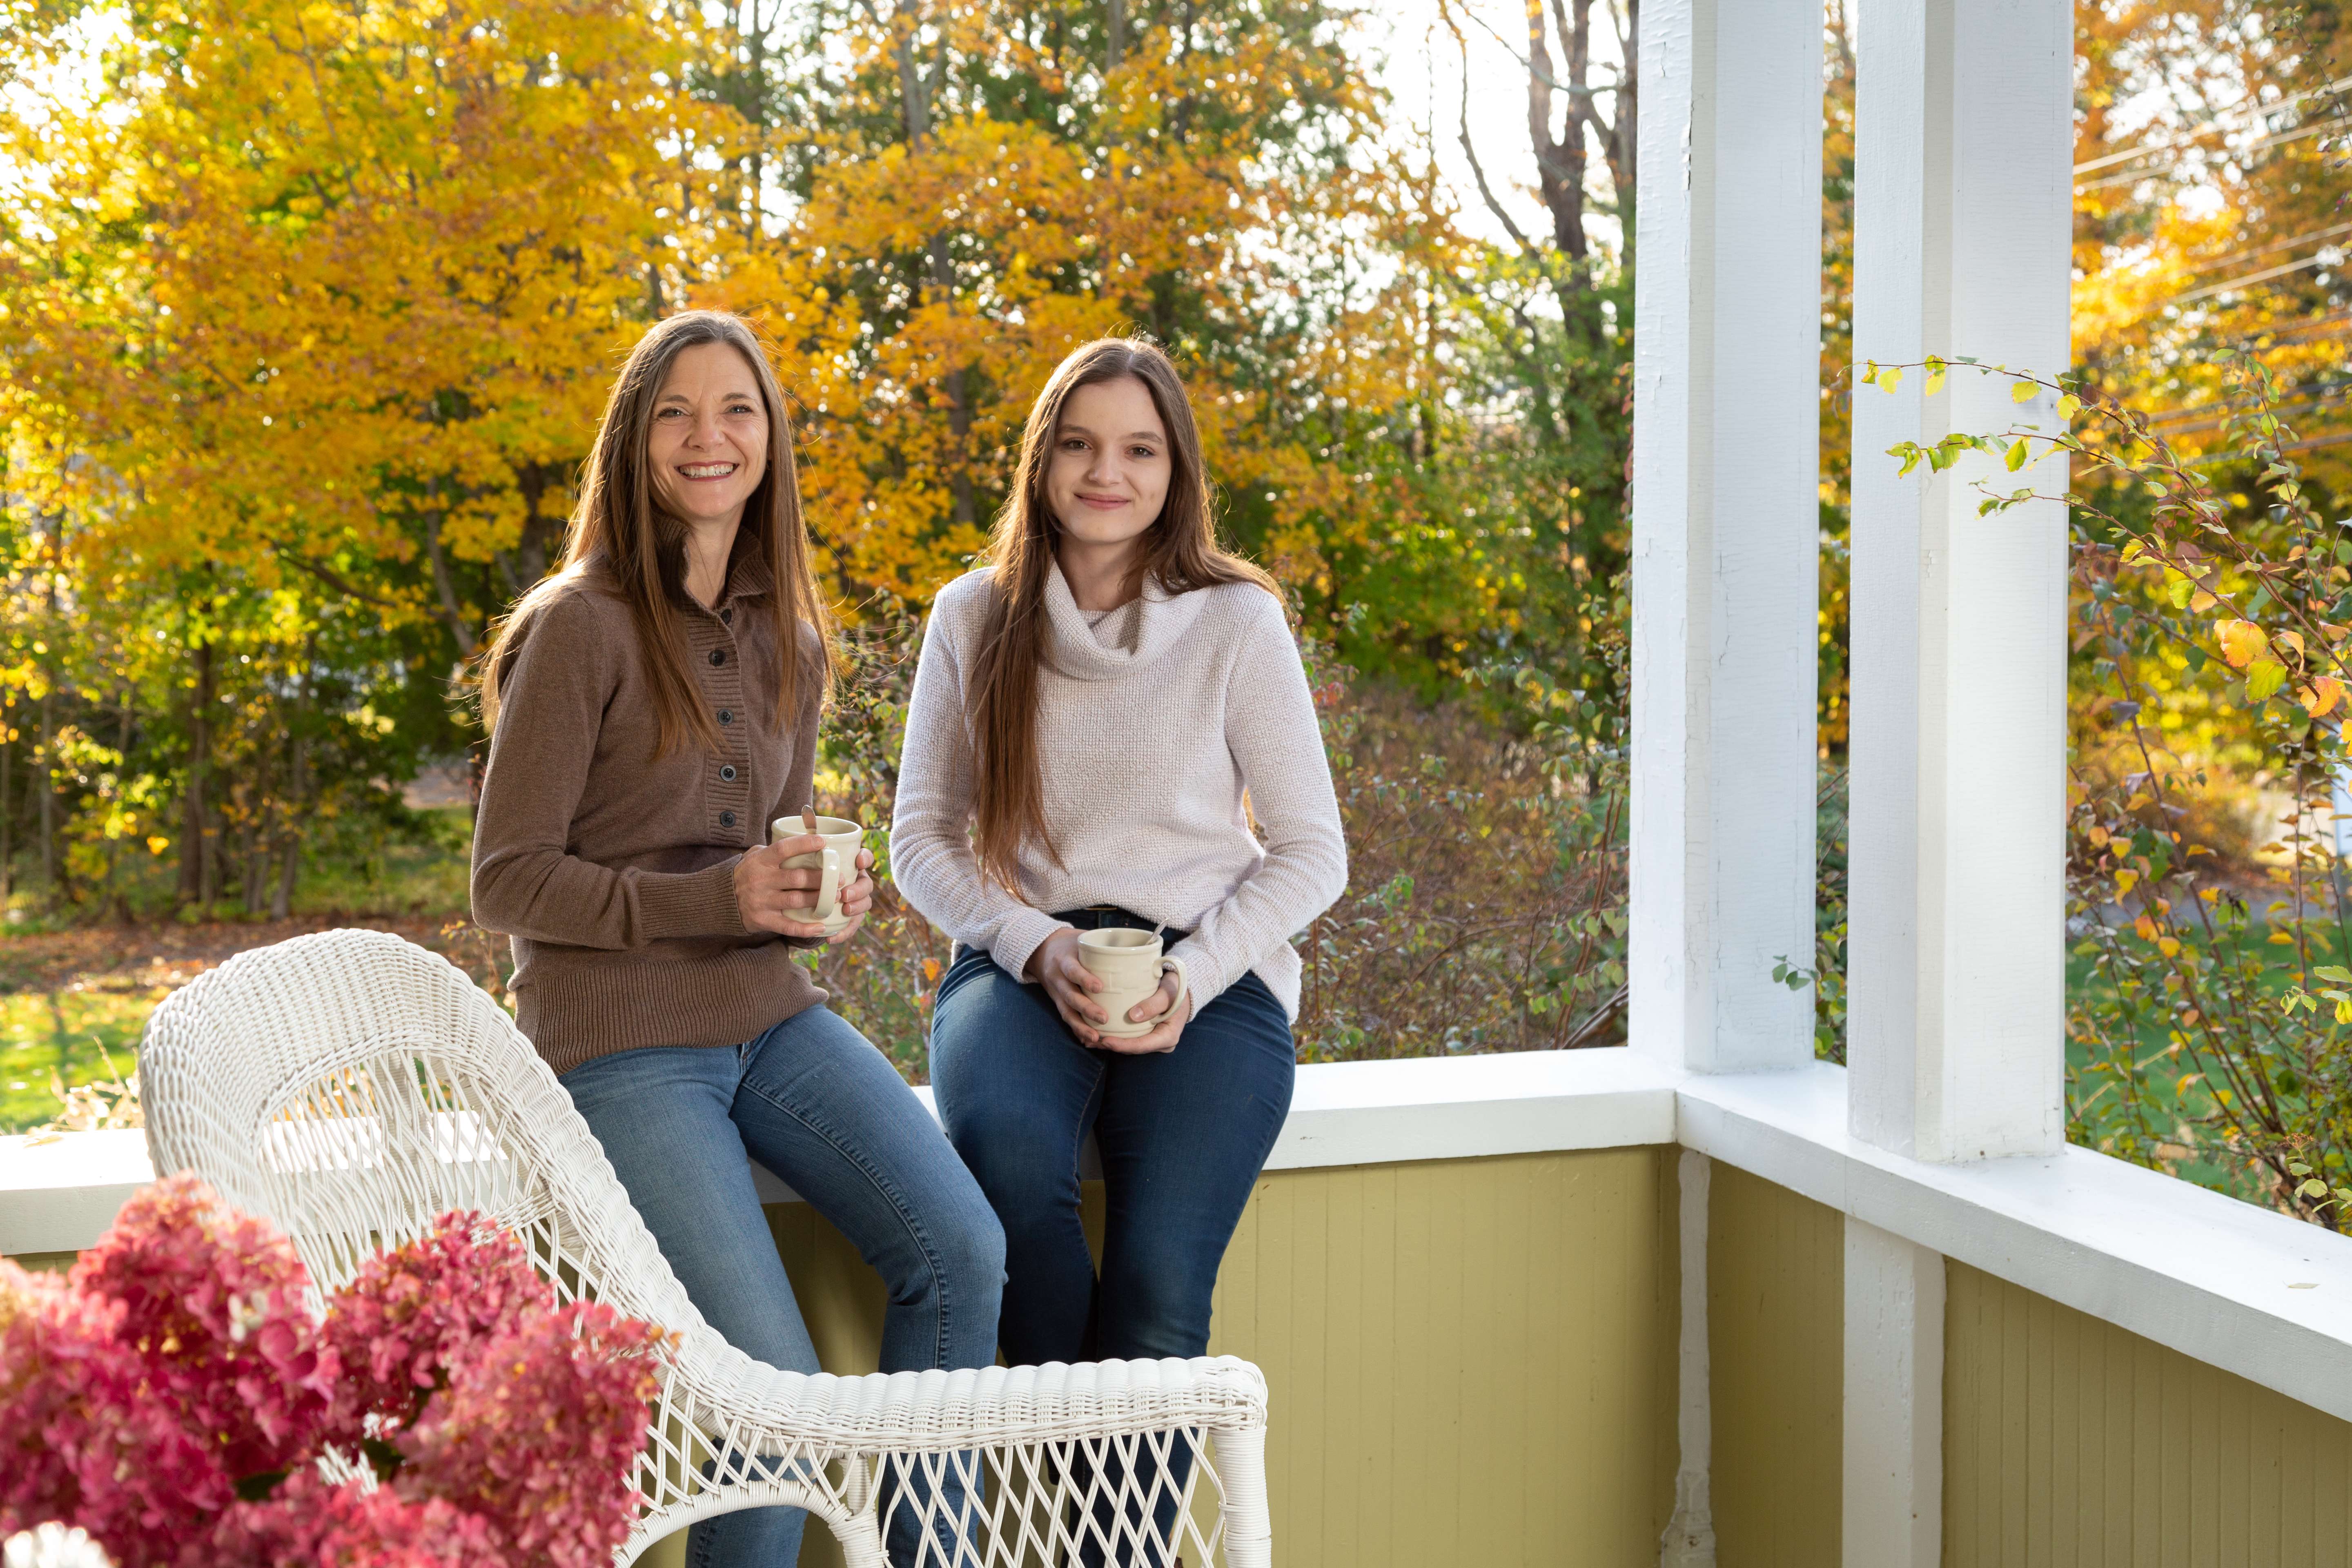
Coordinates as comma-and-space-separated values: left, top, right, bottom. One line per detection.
1864, 349, 2352, 1225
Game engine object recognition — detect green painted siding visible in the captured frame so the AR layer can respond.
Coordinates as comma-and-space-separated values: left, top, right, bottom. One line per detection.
1945, 1259, 2352, 1566
1707, 1161, 1844, 1568
645, 1147, 1682, 1567
1, 1251, 75, 1274
1209, 1147, 1681, 1567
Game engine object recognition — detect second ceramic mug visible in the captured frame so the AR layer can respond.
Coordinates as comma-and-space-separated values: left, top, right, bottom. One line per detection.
770, 814, 865, 934
1076, 928, 1190, 1039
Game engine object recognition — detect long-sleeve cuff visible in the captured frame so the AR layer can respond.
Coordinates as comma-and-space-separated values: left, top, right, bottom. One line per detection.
635, 857, 748, 942
1165, 938, 1234, 1013
991, 906, 1074, 987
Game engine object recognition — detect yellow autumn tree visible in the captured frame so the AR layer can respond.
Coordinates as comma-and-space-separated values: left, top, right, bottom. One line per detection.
2074, 2, 2351, 485
695, 0, 1430, 615
2064, 2, 2352, 785
0, 0, 714, 908
9, 0, 711, 655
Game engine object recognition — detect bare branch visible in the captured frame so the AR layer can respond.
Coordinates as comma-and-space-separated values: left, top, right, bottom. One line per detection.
1438, 2, 1535, 254
1454, 1, 1621, 99
273, 546, 399, 610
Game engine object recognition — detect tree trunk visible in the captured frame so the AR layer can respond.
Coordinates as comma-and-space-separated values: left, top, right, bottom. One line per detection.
180, 635, 213, 907
37, 684, 54, 900
273, 638, 312, 920
109, 691, 132, 922
1525, 0, 1590, 262
422, 504, 477, 668
36, 516, 60, 906
1610, 0, 1638, 228
515, 466, 557, 585
1107, 0, 1125, 69
241, 802, 265, 915
1, 717, 13, 910
895, 20, 979, 532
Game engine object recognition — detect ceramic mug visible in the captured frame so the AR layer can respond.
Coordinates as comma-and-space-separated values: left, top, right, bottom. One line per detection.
1076, 928, 1190, 1039
770, 814, 866, 935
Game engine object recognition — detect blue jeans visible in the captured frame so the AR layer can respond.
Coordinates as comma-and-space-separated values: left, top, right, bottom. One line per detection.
927, 932, 1294, 1365
561, 1004, 1005, 1568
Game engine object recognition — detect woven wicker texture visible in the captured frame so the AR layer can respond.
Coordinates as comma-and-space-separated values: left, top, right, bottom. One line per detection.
138, 929, 1272, 1567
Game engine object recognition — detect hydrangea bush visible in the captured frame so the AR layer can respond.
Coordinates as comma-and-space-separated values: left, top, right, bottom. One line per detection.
0, 1173, 672, 1567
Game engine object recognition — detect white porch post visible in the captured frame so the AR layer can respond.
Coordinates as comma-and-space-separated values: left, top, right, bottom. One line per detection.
1629, 0, 1825, 1078
1842, 0, 2071, 1560
1842, 1218, 1944, 1566
1845, 0, 2071, 1160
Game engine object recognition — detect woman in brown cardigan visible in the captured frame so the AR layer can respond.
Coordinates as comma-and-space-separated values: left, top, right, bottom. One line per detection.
472, 310, 1001, 1568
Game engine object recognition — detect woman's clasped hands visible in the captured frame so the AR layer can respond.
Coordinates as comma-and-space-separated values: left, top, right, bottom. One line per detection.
1023, 928, 1193, 1054
734, 831, 875, 943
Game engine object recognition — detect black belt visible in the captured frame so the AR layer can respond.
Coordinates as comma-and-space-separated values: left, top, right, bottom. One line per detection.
1050, 904, 1191, 944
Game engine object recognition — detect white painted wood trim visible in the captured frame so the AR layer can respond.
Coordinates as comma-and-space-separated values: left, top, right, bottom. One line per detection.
1842, 1217, 1943, 1566
1846, 0, 2071, 1160
1679, 1063, 2352, 1424
1630, 0, 1823, 1076
1661, 1149, 1719, 1567
13, 1053, 2352, 1427
0, 1050, 1682, 1252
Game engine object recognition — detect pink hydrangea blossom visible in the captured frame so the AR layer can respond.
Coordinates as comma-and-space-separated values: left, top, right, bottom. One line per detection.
1, 1250, 273, 1566
0, 1180, 670, 1568
205, 1471, 502, 1568
68, 1176, 339, 1477
397, 1301, 670, 1568
319, 1214, 554, 1444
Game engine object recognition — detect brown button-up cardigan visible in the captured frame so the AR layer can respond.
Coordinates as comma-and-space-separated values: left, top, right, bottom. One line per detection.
470, 555, 826, 1076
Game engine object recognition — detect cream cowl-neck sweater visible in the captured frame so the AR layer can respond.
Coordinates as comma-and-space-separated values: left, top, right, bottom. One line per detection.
890, 563, 1348, 1019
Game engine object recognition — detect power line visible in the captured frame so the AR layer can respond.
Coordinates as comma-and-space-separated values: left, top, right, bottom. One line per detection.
2145, 390, 2348, 431
2184, 429, 2352, 466
2165, 247, 2344, 307
2180, 220, 2352, 277
2074, 71, 2352, 176
2076, 114, 2350, 193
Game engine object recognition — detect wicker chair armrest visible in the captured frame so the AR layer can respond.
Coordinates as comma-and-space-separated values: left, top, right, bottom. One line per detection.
672, 1344, 1268, 1455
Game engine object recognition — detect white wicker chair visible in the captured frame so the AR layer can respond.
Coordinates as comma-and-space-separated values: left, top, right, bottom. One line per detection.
138, 928, 1271, 1567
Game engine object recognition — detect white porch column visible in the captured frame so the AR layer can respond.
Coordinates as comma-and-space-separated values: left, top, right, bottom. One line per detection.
1845, 0, 2071, 1160
1842, 1218, 1944, 1567
1630, 0, 1825, 1075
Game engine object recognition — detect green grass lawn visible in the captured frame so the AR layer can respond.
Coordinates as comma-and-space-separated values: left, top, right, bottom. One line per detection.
0, 807, 482, 1133
0, 981, 160, 1132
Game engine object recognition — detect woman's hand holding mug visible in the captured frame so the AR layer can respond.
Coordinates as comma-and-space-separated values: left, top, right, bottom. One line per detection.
1026, 927, 1191, 1054
737, 827, 875, 943
1098, 967, 1190, 1054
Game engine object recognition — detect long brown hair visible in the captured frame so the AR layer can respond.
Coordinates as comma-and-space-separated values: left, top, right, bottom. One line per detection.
968, 337, 1276, 888
482, 311, 833, 754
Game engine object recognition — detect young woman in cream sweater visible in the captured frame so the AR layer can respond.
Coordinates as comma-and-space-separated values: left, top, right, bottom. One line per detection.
892, 338, 1348, 1371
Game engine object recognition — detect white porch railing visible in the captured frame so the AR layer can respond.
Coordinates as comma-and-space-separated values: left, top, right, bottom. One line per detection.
11, 1048, 2350, 1437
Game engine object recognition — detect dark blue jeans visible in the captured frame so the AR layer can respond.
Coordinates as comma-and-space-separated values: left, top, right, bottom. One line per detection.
562, 1004, 1005, 1568
927, 933, 1295, 1367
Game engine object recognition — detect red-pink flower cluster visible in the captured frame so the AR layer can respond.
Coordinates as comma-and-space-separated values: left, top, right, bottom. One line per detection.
400, 1301, 669, 1568
0, 1173, 673, 1568
319, 1215, 556, 1443
205, 1472, 499, 1568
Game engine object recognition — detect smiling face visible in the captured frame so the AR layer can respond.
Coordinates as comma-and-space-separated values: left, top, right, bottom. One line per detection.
646, 341, 771, 531
1045, 375, 1172, 552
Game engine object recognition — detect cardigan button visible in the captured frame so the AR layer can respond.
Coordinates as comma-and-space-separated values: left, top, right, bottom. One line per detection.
719, 764, 737, 782
717, 709, 734, 726
719, 810, 737, 829
721, 608, 733, 624
710, 648, 726, 666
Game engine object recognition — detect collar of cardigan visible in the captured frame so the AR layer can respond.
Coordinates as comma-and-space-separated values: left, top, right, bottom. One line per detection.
1041, 558, 1214, 681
